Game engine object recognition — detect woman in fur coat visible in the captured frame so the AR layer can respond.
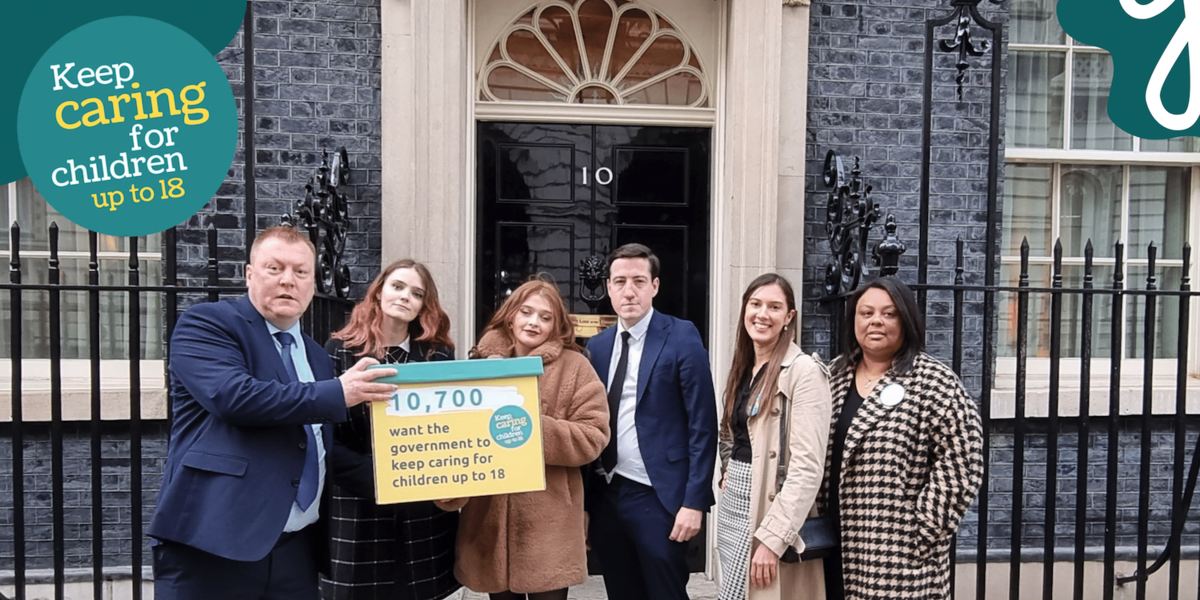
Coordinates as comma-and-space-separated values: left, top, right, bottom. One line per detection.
819, 277, 983, 600
436, 279, 609, 600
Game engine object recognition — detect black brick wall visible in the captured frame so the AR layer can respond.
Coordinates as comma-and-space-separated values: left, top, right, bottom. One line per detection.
0, 423, 169, 570
801, 0, 1004, 399
175, 0, 383, 300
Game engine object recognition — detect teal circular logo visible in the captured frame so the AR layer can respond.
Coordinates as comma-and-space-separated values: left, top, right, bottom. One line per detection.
489, 405, 533, 449
17, 16, 237, 237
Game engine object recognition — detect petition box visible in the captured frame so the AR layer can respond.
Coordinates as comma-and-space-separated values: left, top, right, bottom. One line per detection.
369, 357, 545, 504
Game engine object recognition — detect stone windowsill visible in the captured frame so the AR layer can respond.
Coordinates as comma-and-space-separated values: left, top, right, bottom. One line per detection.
0, 359, 168, 422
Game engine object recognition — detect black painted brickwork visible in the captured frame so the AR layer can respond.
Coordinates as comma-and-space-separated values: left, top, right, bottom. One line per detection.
175, 0, 383, 302
0, 423, 169, 570
800, 0, 1006, 399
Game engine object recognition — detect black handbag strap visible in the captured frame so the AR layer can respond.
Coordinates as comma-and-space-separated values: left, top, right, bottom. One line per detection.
777, 387, 789, 494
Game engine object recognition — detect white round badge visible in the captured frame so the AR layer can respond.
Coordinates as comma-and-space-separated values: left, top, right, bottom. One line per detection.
879, 383, 905, 407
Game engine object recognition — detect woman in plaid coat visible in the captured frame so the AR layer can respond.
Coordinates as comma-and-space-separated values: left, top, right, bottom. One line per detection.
818, 278, 983, 600
323, 259, 461, 600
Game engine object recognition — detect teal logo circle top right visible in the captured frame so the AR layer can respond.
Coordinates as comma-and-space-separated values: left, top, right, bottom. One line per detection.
1058, 0, 1200, 139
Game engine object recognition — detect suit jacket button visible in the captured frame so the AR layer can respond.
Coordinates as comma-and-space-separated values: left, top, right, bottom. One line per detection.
768, 493, 776, 502
769, 451, 777, 459
292, 478, 300, 487
299, 442, 307, 450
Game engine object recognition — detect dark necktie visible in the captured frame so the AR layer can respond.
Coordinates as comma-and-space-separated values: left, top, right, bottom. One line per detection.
601, 331, 631, 473
276, 332, 319, 511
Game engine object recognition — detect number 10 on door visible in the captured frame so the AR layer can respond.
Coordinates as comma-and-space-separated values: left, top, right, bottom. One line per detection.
581, 166, 613, 185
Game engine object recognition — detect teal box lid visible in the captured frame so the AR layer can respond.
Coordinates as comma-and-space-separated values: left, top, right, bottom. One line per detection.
367, 356, 544, 384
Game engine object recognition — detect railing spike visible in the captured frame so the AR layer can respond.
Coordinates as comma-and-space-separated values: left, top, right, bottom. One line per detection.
1084, 241, 1094, 286
9, 221, 20, 272
1147, 242, 1157, 289
1052, 238, 1063, 283
1020, 237, 1030, 285
1115, 240, 1125, 286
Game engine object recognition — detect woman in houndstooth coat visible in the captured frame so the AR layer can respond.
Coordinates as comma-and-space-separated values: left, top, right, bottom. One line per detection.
818, 278, 983, 600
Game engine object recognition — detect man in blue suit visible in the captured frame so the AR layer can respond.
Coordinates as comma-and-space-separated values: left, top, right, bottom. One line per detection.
149, 226, 398, 600
586, 243, 718, 600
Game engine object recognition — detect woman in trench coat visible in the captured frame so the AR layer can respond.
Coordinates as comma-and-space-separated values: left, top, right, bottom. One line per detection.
819, 277, 983, 600
717, 273, 832, 600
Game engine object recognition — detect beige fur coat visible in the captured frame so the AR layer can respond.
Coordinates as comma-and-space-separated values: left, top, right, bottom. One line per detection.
451, 330, 610, 594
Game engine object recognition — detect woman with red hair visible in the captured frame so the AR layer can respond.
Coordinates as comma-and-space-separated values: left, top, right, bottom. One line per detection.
437, 279, 609, 600
324, 259, 459, 600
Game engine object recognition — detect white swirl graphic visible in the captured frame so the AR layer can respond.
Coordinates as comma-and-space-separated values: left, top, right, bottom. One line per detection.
1121, 0, 1200, 130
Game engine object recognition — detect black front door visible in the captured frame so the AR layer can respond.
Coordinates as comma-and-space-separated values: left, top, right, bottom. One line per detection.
475, 122, 710, 343
476, 122, 712, 573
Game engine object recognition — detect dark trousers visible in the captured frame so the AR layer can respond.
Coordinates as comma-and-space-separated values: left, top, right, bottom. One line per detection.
589, 475, 690, 600
153, 527, 319, 600
822, 548, 846, 600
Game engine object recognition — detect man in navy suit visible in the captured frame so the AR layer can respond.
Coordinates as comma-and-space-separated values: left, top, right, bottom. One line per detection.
149, 226, 398, 600
586, 243, 718, 600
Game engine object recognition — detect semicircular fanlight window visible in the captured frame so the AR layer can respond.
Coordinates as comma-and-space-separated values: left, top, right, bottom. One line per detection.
479, 0, 709, 107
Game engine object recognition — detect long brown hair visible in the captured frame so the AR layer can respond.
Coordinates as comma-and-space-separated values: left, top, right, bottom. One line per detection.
332, 259, 454, 359
473, 279, 580, 357
721, 273, 798, 437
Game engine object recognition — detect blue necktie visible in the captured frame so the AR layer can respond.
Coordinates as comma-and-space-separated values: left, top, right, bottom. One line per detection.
276, 332, 319, 511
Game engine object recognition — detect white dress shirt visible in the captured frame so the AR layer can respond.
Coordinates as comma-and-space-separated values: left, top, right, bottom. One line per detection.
607, 308, 654, 486
266, 320, 326, 533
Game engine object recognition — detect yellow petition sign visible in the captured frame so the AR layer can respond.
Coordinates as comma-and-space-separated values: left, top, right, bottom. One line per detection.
369, 357, 546, 504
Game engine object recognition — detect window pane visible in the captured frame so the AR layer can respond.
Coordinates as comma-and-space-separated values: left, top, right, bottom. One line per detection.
486, 66, 566, 102
16, 178, 88, 252
0, 258, 164, 359
1128, 167, 1189, 259
1060, 164, 1122, 258
1006, 51, 1065, 148
14, 178, 162, 254
1071, 52, 1133, 150
1000, 263, 1117, 359
1060, 264, 1114, 359
1011, 0, 1065, 45
1125, 266, 1181, 359
503, 27, 573, 89
1139, 137, 1200, 152
999, 263, 1050, 358
1003, 164, 1054, 256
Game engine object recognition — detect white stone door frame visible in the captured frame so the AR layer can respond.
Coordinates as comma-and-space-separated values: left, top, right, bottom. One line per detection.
380, 0, 809, 369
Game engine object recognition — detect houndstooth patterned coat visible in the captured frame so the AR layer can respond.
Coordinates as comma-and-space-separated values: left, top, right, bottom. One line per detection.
817, 352, 983, 600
